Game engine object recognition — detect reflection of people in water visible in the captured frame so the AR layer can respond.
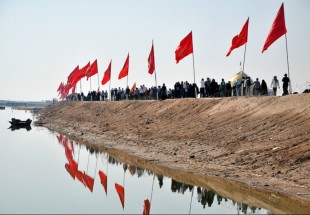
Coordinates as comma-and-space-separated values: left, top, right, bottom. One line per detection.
197, 187, 202, 202
217, 194, 223, 205
171, 179, 193, 194
200, 188, 215, 208
156, 174, 163, 188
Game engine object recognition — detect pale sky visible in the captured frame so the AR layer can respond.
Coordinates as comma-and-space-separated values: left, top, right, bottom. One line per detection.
0, 0, 309, 101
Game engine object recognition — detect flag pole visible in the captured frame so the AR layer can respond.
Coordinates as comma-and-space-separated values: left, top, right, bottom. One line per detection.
97, 72, 100, 92
126, 76, 128, 100
152, 40, 158, 100
122, 167, 126, 210
189, 187, 194, 214
150, 173, 155, 202
110, 60, 112, 101
93, 155, 98, 180
90, 78, 92, 101
285, 34, 292, 94
154, 70, 158, 100
80, 80, 82, 94
241, 43, 247, 96
192, 53, 197, 98
109, 78, 111, 101
80, 80, 84, 101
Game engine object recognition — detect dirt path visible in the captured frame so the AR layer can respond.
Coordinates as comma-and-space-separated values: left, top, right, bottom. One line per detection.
39, 94, 310, 203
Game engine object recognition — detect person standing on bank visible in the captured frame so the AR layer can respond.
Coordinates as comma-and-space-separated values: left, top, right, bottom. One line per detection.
282, 74, 290, 96
253, 78, 261, 96
270, 76, 280, 96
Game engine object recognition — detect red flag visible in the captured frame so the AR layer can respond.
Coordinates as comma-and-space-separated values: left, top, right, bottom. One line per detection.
175, 31, 193, 63
74, 61, 90, 82
98, 170, 108, 195
86, 59, 98, 80
148, 43, 155, 74
57, 82, 64, 95
83, 172, 95, 192
65, 163, 75, 179
57, 82, 63, 92
64, 144, 73, 161
118, 54, 129, 80
65, 157, 78, 180
115, 183, 125, 209
71, 84, 76, 94
226, 18, 249, 57
67, 66, 79, 86
143, 199, 151, 215
262, 3, 287, 53
101, 60, 112, 85
56, 134, 63, 144
59, 84, 69, 100
69, 141, 74, 153
75, 169, 85, 186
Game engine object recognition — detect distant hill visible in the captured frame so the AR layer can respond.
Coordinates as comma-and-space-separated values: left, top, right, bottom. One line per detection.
0, 100, 52, 107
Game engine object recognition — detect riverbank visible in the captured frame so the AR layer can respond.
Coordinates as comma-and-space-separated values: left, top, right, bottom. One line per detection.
38, 94, 310, 203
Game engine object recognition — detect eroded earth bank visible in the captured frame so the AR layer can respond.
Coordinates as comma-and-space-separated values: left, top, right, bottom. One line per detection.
38, 94, 310, 213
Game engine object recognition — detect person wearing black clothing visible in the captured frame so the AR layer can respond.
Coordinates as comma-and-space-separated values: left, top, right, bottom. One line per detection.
210, 79, 217, 97
204, 78, 211, 97
225, 81, 232, 97
125, 86, 130, 99
161, 83, 167, 100
282, 74, 290, 96
261, 79, 268, 95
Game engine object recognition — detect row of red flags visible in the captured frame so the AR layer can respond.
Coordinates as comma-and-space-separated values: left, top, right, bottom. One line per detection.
57, 3, 287, 99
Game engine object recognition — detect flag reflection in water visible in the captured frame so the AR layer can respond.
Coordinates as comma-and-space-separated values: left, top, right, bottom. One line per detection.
54, 132, 268, 214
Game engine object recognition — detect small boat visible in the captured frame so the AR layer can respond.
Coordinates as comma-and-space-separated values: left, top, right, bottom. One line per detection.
9, 118, 32, 126
0, 106, 5, 110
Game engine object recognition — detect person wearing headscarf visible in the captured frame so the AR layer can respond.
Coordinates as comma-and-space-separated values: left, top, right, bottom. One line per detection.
270, 76, 280, 96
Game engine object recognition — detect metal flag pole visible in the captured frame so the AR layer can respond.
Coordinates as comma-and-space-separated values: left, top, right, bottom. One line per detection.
97, 72, 100, 92
93, 154, 98, 181
90, 78, 92, 101
152, 40, 159, 100
80, 80, 83, 101
122, 165, 126, 210
109, 76, 111, 101
189, 187, 194, 214
97, 72, 100, 101
285, 34, 292, 94
77, 143, 81, 164
80, 80, 82, 94
109, 60, 112, 101
147, 173, 155, 214
241, 43, 247, 96
86, 152, 90, 173
125, 75, 129, 100
150, 173, 155, 203
192, 53, 197, 98
154, 70, 158, 100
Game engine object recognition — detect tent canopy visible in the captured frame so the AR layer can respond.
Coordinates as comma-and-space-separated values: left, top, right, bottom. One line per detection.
229, 71, 252, 87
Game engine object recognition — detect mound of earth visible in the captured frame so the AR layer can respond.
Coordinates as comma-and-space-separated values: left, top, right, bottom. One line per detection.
39, 94, 310, 201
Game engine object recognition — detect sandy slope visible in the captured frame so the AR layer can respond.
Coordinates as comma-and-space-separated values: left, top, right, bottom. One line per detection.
39, 94, 310, 203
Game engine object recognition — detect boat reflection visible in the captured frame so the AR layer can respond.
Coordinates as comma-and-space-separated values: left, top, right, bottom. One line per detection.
54, 132, 268, 214
8, 125, 32, 131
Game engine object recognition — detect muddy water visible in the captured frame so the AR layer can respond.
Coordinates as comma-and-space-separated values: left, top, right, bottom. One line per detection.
1, 108, 308, 214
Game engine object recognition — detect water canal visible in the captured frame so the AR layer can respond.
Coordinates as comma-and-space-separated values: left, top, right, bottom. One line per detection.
1, 107, 306, 214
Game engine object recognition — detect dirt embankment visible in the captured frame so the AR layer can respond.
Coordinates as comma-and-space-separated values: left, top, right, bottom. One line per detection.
39, 94, 310, 200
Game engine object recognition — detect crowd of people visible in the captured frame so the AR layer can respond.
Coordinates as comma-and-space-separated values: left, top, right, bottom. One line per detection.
65, 73, 291, 101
